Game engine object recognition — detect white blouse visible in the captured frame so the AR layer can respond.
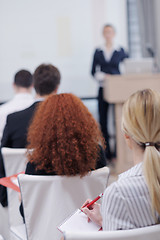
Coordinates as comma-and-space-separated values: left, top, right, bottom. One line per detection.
101, 162, 159, 230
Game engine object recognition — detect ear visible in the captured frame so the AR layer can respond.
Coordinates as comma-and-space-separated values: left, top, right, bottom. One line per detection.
124, 134, 132, 149
13, 83, 18, 92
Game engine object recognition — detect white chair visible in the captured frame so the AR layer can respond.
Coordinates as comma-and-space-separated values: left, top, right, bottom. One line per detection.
10, 224, 27, 240
64, 224, 160, 240
2, 147, 27, 227
0, 234, 4, 240
1, 148, 28, 240
0, 204, 9, 240
17, 167, 109, 240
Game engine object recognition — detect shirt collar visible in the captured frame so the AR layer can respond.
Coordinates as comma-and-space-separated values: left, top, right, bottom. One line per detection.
34, 97, 44, 103
14, 93, 33, 99
118, 162, 143, 180
99, 44, 121, 53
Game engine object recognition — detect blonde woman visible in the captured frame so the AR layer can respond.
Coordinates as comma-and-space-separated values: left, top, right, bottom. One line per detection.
82, 89, 160, 230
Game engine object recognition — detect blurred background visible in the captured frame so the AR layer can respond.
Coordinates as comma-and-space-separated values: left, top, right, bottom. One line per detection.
1, 0, 160, 102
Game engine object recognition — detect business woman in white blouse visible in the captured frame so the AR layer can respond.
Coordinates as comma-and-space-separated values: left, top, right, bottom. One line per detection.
91, 24, 128, 161
82, 89, 160, 230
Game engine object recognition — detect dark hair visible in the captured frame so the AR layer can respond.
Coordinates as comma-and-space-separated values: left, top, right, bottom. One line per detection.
103, 24, 115, 32
33, 64, 61, 96
14, 70, 33, 88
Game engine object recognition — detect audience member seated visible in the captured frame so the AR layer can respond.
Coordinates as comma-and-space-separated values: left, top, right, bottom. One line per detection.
0, 64, 61, 207
20, 93, 106, 219
82, 89, 160, 230
1, 64, 61, 148
0, 70, 34, 142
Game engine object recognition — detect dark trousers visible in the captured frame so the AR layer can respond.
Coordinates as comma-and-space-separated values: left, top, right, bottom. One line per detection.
98, 87, 112, 160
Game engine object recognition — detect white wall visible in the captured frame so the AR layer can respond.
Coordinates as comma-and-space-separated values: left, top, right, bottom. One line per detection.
154, 0, 160, 70
104, 0, 128, 49
0, 0, 128, 101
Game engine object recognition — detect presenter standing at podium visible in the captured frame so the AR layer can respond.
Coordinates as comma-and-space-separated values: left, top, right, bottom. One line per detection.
91, 24, 128, 161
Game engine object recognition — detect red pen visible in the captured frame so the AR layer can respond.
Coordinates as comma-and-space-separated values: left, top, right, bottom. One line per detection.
86, 193, 103, 209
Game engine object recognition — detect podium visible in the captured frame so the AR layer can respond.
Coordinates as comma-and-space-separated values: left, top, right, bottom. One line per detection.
103, 73, 160, 174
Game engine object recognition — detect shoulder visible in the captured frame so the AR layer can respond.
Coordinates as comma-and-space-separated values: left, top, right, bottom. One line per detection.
0, 100, 13, 115
114, 46, 125, 53
25, 161, 57, 176
94, 47, 103, 54
119, 47, 125, 51
116, 47, 129, 58
115, 45, 124, 51
103, 173, 145, 202
116, 174, 147, 199
25, 161, 37, 175
7, 102, 38, 121
104, 173, 146, 203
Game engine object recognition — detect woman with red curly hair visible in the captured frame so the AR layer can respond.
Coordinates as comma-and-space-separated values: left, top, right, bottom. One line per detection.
20, 93, 106, 219
25, 93, 106, 176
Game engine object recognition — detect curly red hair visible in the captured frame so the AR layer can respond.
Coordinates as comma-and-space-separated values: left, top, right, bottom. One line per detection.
27, 93, 105, 176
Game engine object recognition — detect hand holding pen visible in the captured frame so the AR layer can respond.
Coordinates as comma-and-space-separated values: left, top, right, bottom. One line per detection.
81, 193, 103, 227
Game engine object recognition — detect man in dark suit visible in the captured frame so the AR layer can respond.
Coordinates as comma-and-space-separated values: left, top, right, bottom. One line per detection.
0, 64, 61, 207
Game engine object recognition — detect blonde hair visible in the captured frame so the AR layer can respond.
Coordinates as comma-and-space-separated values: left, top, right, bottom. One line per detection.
122, 89, 160, 221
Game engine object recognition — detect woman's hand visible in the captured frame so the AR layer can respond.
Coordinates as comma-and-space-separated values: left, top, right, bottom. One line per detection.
81, 199, 102, 227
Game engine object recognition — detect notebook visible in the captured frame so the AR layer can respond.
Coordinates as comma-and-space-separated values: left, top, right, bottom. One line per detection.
0, 172, 24, 192
58, 209, 101, 233
11, 177, 19, 187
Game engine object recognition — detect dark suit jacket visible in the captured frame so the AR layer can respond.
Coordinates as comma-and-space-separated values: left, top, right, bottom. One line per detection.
0, 102, 40, 207
1, 102, 40, 148
91, 47, 128, 76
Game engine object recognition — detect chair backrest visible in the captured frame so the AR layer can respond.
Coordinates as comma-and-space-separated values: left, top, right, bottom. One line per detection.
64, 225, 160, 240
0, 204, 9, 240
0, 235, 4, 240
2, 147, 27, 227
18, 167, 109, 240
